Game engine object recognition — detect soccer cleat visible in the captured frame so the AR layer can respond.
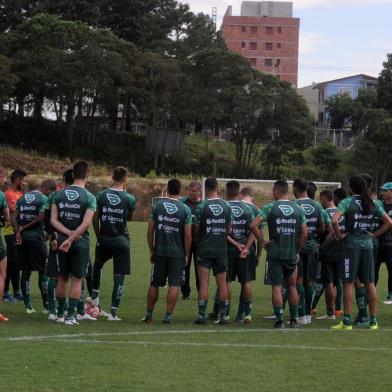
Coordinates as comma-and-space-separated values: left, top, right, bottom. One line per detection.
56, 316, 65, 323
356, 319, 370, 328
193, 317, 206, 325
382, 299, 392, 305
306, 315, 312, 324
76, 313, 97, 321
331, 321, 352, 330
243, 315, 252, 324
273, 320, 284, 329
316, 314, 336, 320
207, 312, 218, 321
334, 310, 343, 317
64, 318, 79, 326
108, 314, 122, 321
25, 308, 37, 315
369, 323, 379, 330
264, 314, 276, 320
141, 316, 153, 324
48, 313, 57, 321
214, 316, 230, 325
0, 313, 9, 321
297, 316, 308, 325
289, 319, 298, 329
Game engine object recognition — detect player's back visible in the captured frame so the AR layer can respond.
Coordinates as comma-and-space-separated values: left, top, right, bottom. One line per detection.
17, 190, 47, 237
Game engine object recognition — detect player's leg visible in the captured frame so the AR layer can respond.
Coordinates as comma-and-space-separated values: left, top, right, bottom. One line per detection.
214, 269, 229, 325
163, 258, 184, 323
4, 234, 21, 302
181, 252, 191, 300
38, 271, 49, 312
268, 258, 284, 328
286, 264, 299, 328
0, 252, 8, 320
46, 247, 59, 320
238, 256, 252, 323
66, 276, 83, 324
296, 254, 306, 324
195, 262, 211, 324
91, 240, 108, 307
85, 257, 93, 297
317, 261, 336, 320
361, 247, 378, 329
385, 256, 392, 304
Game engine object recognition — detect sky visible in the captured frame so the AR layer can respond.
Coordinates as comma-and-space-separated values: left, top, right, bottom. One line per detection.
184, 0, 392, 87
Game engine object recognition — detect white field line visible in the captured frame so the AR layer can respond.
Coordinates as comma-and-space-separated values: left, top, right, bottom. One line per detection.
5, 327, 392, 342
29, 338, 392, 352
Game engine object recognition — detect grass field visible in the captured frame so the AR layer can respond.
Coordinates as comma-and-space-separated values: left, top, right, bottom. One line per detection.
1, 221, 392, 391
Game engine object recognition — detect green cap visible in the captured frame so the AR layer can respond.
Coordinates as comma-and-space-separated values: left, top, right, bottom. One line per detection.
380, 182, 392, 190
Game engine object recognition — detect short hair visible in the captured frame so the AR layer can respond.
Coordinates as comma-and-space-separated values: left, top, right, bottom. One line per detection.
205, 177, 218, 192
273, 180, 288, 194
307, 182, 317, 200
0, 166, 6, 175
41, 179, 56, 194
333, 188, 347, 203
72, 161, 89, 180
226, 180, 240, 199
240, 187, 254, 198
62, 169, 74, 186
320, 189, 333, 202
10, 169, 27, 184
113, 166, 128, 183
360, 173, 373, 190
189, 181, 202, 192
293, 178, 308, 193
167, 179, 181, 196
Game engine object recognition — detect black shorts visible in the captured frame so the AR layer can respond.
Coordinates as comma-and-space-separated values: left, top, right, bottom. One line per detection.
58, 236, 90, 279
17, 234, 47, 272
298, 252, 318, 281
5, 234, 17, 264
264, 257, 297, 286
196, 256, 228, 276
228, 256, 252, 284
95, 235, 131, 276
321, 258, 341, 285
151, 256, 185, 288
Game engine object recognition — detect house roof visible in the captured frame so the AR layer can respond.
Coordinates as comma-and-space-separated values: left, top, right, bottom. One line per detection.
312, 74, 378, 89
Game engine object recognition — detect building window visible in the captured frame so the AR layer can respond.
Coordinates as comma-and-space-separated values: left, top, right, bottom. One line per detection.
275, 59, 281, 67
241, 26, 246, 32
241, 42, 246, 48
339, 87, 353, 97
266, 26, 273, 35
265, 42, 273, 50
278, 27, 282, 33
250, 26, 257, 35
250, 58, 257, 66
265, 59, 273, 67
249, 42, 257, 50
277, 43, 282, 49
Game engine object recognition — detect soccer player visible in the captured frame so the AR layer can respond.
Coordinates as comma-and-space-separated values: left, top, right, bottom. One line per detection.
194, 177, 232, 325
331, 176, 392, 330
3, 169, 26, 303
333, 188, 347, 207
250, 180, 307, 328
143, 179, 192, 324
51, 161, 96, 326
225, 181, 255, 323
293, 178, 325, 324
89, 166, 136, 321
13, 179, 56, 313
180, 181, 202, 299
0, 189, 9, 321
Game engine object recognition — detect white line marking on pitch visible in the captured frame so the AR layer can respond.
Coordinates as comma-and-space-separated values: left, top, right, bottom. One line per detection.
32, 338, 392, 352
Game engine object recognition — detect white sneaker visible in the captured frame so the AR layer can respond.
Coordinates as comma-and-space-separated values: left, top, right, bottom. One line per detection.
64, 318, 79, 326
76, 313, 97, 321
48, 313, 57, 321
100, 309, 110, 317
316, 314, 336, 320
108, 314, 122, 321
382, 299, 392, 305
56, 316, 65, 323
263, 314, 276, 320
298, 316, 308, 325
41, 308, 49, 314
25, 308, 37, 314
306, 315, 312, 324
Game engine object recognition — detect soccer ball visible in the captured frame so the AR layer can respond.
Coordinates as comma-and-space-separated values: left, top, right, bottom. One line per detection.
84, 302, 100, 319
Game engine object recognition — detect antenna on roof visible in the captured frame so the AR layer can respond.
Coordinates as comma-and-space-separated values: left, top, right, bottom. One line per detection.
212, 7, 217, 31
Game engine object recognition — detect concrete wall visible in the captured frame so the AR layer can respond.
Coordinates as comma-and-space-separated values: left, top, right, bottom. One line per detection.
297, 84, 319, 123
241, 1, 293, 18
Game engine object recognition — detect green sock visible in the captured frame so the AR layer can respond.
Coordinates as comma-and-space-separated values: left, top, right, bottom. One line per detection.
21, 271, 32, 309
343, 313, 351, 326
335, 281, 343, 311
67, 297, 79, 319
281, 286, 288, 309
370, 315, 377, 325
304, 285, 314, 315
77, 285, 85, 316
236, 295, 245, 320
244, 300, 252, 317
198, 299, 208, 319
273, 306, 283, 322
48, 278, 57, 314
297, 284, 305, 317
289, 304, 298, 320
164, 312, 172, 321
311, 283, 324, 309
355, 287, 368, 322
92, 263, 102, 300
38, 273, 49, 310
145, 309, 153, 319
111, 275, 125, 317
57, 297, 66, 317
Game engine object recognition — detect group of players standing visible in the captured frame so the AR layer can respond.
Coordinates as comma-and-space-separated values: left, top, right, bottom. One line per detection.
0, 163, 391, 329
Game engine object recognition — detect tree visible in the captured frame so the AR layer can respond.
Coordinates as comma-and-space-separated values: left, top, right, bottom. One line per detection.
0, 54, 18, 119
309, 143, 342, 180
377, 53, 392, 113
0, 0, 39, 32
325, 93, 355, 129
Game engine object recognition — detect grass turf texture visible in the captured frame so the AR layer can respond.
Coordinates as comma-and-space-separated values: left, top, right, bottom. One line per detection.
1, 221, 392, 391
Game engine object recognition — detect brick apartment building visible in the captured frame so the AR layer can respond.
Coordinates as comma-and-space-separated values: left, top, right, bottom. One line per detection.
221, 1, 300, 86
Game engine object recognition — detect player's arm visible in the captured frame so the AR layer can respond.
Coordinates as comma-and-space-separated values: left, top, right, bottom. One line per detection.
240, 232, 256, 259
372, 212, 392, 238
147, 220, 155, 263
317, 207, 326, 235
184, 224, 192, 266
227, 235, 244, 252
50, 204, 73, 237
332, 211, 345, 239
93, 211, 100, 238
11, 208, 22, 244
19, 211, 45, 232
127, 195, 136, 221
298, 223, 308, 252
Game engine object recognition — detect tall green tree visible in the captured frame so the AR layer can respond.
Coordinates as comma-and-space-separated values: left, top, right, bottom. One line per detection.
378, 53, 392, 113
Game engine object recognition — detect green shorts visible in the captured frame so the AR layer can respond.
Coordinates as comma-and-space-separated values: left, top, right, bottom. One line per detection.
298, 252, 318, 281
151, 256, 185, 288
95, 235, 131, 276
196, 256, 228, 276
0, 236, 6, 261
228, 256, 252, 284
342, 235, 374, 283
264, 257, 297, 286
17, 232, 48, 272
47, 248, 59, 278
58, 235, 90, 279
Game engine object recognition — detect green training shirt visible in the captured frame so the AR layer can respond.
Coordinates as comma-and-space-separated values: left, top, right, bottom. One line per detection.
0, 191, 8, 235
323, 207, 345, 261
194, 198, 233, 258
96, 188, 136, 237
259, 200, 306, 261
150, 198, 192, 258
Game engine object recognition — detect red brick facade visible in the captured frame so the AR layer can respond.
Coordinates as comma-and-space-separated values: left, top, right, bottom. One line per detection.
221, 15, 300, 86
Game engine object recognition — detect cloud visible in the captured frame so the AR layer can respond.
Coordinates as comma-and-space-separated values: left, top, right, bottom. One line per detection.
295, 0, 392, 8
299, 32, 330, 54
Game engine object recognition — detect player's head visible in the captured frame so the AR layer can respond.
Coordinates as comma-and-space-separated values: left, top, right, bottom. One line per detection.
293, 178, 308, 198
225, 180, 240, 200
10, 169, 27, 191
62, 169, 74, 187
273, 180, 289, 200
0, 166, 7, 186
72, 161, 89, 181
113, 166, 128, 185
333, 187, 347, 206
307, 182, 317, 200
167, 179, 181, 197
319, 189, 334, 209
205, 177, 218, 197
349, 176, 373, 214
188, 181, 202, 202
240, 187, 254, 203
40, 179, 57, 196
380, 182, 392, 202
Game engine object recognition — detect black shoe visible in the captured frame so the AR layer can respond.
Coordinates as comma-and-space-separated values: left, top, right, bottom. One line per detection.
289, 319, 298, 329
194, 317, 206, 325
273, 320, 284, 329
162, 318, 172, 324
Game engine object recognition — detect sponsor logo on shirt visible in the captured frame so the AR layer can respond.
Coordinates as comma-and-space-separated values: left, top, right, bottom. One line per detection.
209, 204, 224, 216
25, 193, 35, 204
65, 189, 79, 202
301, 204, 315, 216
107, 193, 121, 206
355, 200, 363, 210
163, 202, 178, 215
231, 205, 244, 218
278, 205, 294, 217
